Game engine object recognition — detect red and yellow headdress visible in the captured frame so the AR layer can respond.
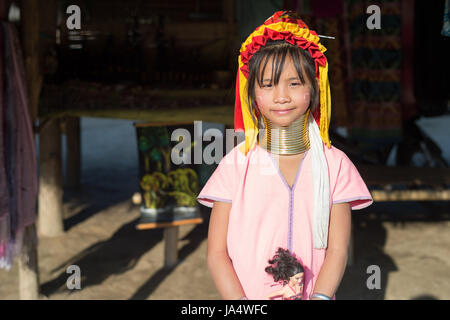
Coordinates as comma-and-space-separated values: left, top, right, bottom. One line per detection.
234, 11, 332, 154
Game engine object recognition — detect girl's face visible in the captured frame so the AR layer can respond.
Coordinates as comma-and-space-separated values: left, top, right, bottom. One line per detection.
254, 54, 312, 127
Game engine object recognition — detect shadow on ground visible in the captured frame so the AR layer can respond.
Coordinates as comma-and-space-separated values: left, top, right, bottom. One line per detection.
40, 217, 164, 296
62, 177, 138, 232
337, 201, 449, 300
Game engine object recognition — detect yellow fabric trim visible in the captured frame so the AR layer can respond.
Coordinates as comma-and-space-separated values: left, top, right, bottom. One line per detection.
319, 62, 332, 148
238, 56, 258, 155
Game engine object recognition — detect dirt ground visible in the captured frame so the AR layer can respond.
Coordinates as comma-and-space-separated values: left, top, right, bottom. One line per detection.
1, 117, 449, 300
0, 180, 449, 300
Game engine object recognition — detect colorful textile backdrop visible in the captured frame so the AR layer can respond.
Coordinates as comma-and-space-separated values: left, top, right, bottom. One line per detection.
345, 0, 403, 150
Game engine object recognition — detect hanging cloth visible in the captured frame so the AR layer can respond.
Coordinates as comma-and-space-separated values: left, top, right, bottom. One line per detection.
0, 21, 38, 270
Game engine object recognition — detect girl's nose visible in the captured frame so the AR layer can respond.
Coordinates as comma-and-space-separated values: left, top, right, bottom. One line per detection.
273, 86, 291, 104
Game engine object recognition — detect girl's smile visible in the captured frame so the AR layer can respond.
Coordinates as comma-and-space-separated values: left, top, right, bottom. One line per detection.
271, 107, 296, 115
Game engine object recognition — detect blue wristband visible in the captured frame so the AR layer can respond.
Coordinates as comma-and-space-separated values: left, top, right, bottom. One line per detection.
310, 293, 331, 300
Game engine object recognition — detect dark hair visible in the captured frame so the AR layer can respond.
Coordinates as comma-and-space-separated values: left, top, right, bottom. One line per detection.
246, 40, 319, 127
265, 247, 305, 284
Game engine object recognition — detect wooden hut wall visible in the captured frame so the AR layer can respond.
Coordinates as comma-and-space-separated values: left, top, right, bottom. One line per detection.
52, 0, 238, 86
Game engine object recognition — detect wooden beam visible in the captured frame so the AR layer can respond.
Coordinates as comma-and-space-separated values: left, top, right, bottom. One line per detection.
371, 190, 450, 202
134, 121, 200, 128
40, 106, 235, 127
358, 165, 450, 187
136, 217, 203, 230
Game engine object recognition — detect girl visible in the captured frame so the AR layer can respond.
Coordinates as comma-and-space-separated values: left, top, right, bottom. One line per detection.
197, 11, 373, 300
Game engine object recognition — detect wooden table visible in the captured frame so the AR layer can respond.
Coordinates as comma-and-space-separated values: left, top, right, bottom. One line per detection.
136, 210, 203, 268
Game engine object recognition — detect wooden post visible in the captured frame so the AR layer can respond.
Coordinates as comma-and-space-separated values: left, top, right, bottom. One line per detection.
18, 224, 40, 299
38, 117, 64, 237
21, 0, 43, 123
18, 0, 46, 300
65, 116, 81, 189
164, 227, 179, 268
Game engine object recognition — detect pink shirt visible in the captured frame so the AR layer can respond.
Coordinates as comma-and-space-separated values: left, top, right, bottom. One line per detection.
197, 142, 373, 300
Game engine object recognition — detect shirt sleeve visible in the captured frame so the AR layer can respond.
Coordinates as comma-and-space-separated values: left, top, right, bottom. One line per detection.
332, 153, 373, 210
197, 152, 237, 208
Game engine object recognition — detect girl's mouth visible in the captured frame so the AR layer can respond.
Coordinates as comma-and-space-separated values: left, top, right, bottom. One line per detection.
272, 108, 295, 115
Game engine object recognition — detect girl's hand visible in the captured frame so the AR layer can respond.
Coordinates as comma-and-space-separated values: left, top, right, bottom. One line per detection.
311, 202, 351, 298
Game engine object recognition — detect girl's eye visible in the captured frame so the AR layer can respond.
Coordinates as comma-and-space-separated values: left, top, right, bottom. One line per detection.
262, 83, 272, 88
290, 82, 301, 86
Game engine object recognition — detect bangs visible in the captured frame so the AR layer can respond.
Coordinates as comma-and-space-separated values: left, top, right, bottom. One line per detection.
256, 45, 308, 88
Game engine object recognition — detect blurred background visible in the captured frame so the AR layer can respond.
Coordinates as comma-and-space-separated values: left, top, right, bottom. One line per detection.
0, 0, 449, 300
